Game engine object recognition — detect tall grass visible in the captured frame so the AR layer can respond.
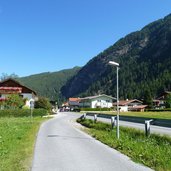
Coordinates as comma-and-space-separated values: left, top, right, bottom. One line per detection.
0, 117, 47, 171
77, 118, 171, 171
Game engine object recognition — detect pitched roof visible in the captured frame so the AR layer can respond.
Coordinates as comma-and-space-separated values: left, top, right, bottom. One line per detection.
114, 99, 143, 106
157, 91, 171, 100
0, 78, 37, 95
80, 94, 115, 101
129, 105, 148, 109
69, 98, 80, 102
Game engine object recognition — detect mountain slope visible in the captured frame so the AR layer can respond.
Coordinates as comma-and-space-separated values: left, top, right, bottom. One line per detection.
61, 14, 171, 99
19, 67, 80, 102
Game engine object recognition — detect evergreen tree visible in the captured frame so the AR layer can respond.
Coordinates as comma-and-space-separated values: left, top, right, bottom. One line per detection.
143, 90, 153, 108
165, 93, 171, 108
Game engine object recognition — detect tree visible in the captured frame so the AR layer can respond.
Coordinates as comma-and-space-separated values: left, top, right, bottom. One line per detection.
34, 97, 51, 110
143, 90, 153, 108
0, 73, 18, 81
5, 94, 25, 109
165, 93, 171, 108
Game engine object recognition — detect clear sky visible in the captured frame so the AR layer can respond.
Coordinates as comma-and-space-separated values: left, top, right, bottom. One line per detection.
0, 0, 171, 77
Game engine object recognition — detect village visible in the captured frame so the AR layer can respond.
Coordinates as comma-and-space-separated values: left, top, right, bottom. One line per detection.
0, 78, 170, 113
1, 1, 171, 170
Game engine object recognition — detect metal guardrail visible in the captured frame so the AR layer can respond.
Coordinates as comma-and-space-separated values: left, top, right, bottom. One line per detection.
84, 112, 171, 128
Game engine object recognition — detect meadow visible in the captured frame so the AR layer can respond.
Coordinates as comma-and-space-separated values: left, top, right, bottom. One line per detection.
0, 117, 47, 171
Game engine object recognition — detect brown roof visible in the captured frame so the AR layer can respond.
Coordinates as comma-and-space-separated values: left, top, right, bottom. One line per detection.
157, 91, 171, 100
69, 98, 80, 102
129, 105, 147, 109
114, 99, 143, 106
0, 78, 37, 95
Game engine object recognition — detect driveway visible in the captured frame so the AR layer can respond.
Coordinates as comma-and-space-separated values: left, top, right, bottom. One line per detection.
31, 112, 153, 171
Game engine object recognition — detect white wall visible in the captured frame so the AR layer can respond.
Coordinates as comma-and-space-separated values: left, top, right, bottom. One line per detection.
119, 106, 128, 112
22, 93, 33, 100
22, 93, 35, 108
91, 96, 113, 108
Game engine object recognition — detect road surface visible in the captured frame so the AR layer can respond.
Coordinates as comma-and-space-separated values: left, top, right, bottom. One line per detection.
32, 112, 153, 171
86, 115, 171, 137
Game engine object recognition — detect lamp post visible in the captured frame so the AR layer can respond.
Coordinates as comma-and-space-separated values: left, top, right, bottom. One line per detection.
109, 61, 120, 139
55, 101, 58, 113
30, 99, 34, 121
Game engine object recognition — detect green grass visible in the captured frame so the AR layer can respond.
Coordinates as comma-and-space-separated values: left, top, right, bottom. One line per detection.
77, 118, 171, 171
0, 117, 47, 171
81, 111, 171, 119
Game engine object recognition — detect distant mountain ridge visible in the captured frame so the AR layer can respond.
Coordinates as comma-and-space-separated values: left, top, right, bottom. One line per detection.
61, 13, 171, 99
19, 67, 81, 103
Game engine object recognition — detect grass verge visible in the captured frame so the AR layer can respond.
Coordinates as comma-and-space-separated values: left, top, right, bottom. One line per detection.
0, 117, 48, 171
77, 118, 171, 171
81, 111, 171, 119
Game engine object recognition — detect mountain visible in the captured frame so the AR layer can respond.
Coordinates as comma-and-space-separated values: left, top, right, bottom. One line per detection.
19, 67, 81, 103
61, 14, 171, 100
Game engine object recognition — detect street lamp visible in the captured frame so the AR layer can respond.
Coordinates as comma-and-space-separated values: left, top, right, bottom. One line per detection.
55, 101, 58, 113
109, 61, 120, 139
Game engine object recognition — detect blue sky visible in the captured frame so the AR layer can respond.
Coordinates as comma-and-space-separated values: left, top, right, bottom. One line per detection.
0, 0, 171, 77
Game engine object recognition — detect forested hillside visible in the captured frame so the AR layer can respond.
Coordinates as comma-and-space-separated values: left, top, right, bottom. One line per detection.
61, 14, 171, 100
19, 67, 80, 102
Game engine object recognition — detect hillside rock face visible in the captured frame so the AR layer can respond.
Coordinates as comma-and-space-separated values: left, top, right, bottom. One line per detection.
62, 14, 171, 99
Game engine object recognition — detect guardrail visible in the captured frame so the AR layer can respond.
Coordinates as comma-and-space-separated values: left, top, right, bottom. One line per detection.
83, 112, 171, 128
81, 112, 171, 136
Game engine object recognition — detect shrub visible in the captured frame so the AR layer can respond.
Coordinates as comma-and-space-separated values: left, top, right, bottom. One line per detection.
2, 94, 25, 109
147, 108, 171, 112
34, 97, 51, 110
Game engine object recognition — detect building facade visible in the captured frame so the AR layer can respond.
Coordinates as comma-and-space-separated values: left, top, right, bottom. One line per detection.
0, 78, 37, 108
79, 94, 115, 108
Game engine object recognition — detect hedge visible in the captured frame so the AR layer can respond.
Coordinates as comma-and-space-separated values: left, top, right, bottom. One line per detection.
0, 109, 48, 117
146, 108, 171, 112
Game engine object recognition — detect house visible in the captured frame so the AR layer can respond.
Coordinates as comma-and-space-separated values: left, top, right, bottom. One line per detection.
68, 98, 80, 109
114, 99, 147, 112
154, 91, 171, 108
0, 78, 37, 108
79, 94, 115, 108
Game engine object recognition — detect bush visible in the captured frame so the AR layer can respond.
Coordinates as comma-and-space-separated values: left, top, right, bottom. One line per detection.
0, 109, 48, 117
80, 108, 111, 111
147, 108, 171, 112
1, 94, 25, 109
34, 97, 51, 110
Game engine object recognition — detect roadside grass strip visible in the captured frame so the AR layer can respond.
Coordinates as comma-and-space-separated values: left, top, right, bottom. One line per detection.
77, 118, 171, 171
0, 117, 46, 171
82, 111, 171, 119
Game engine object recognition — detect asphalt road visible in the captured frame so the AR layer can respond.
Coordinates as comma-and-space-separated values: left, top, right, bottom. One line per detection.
86, 115, 171, 137
32, 112, 153, 171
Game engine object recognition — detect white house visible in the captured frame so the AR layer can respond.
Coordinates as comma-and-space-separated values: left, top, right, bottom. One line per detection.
114, 99, 147, 112
0, 78, 37, 108
79, 94, 116, 108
